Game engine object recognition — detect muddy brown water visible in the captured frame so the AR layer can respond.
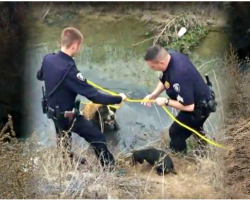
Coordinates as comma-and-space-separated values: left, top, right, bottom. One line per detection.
23, 12, 229, 153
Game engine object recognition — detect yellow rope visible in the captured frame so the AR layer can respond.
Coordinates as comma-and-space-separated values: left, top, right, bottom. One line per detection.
82, 80, 227, 149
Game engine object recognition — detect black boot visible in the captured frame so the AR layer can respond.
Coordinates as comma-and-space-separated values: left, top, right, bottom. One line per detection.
94, 147, 116, 172
169, 139, 188, 155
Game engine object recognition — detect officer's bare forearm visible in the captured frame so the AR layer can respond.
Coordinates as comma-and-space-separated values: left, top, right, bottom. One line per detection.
168, 99, 194, 112
151, 81, 165, 98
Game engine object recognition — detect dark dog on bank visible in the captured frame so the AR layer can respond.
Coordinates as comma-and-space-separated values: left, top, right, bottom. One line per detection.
156, 154, 177, 175
89, 105, 120, 133
131, 147, 177, 175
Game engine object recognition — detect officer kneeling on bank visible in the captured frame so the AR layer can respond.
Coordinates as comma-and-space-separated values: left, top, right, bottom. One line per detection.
37, 27, 127, 169
142, 45, 217, 154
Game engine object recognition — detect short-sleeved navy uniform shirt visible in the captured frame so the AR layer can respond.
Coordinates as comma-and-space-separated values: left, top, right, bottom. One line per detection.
37, 51, 122, 112
159, 52, 210, 106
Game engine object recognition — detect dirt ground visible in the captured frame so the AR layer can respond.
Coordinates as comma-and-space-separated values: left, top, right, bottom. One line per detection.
224, 119, 250, 198
123, 156, 223, 199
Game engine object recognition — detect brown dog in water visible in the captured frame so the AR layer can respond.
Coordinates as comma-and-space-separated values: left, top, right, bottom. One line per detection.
131, 147, 177, 175
81, 104, 120, 134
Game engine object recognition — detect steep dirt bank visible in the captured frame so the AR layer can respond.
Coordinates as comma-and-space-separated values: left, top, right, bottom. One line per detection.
222, 49, 250, 198
223, 74, 250, 198
224, 118, 250, 198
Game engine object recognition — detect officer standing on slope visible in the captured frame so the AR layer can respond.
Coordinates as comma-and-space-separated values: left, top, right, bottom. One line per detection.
141, 45, 217, 154
37, 27, 127, 169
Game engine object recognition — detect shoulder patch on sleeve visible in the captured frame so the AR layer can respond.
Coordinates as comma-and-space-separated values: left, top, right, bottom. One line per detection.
76, 72, 86, 81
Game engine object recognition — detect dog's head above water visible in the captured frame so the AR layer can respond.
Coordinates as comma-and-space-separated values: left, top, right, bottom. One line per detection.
95, 105, 117, 127
81, 103, 120, 132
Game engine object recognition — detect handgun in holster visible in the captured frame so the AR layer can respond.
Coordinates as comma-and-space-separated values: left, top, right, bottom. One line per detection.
205, 74, 217, 113
64, 99, 81, 120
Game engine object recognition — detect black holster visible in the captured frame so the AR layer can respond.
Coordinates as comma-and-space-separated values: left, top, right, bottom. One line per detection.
46, 106, 63, 120
204, 74, 217, 113
194, 90, 217, 122
207, 91, 217, 113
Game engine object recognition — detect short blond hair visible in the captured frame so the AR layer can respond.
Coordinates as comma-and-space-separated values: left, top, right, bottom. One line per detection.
61, 27, 83, 48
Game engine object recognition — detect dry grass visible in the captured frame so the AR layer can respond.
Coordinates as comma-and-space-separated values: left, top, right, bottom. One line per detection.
222, 48, 250, 118
0, 112, 229, 199
0, 116, 39, 198
0, 113, 227, 199
25, 131, 228, 199
36, 146, 155, 199
217, 47, 250, 198
0, 116, 229, 199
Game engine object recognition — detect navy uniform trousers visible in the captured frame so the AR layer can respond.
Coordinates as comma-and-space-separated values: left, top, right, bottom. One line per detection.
53, 115, 115, 167
169, 108, 210, 153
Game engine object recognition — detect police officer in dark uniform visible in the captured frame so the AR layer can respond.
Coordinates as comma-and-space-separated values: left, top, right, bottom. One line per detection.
142, 45, 217, 153
37, 27, 127, 169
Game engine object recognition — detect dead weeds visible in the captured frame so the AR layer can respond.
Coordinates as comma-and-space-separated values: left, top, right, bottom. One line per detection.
220, 47, 250, 198
0, 115, 39, 198
0, 114, 228, 199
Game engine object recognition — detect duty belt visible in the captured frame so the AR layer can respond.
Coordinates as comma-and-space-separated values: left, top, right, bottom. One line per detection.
46, 100, 81, 120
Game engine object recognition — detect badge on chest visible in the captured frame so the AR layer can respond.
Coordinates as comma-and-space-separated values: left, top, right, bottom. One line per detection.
164, 81, 170, 89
